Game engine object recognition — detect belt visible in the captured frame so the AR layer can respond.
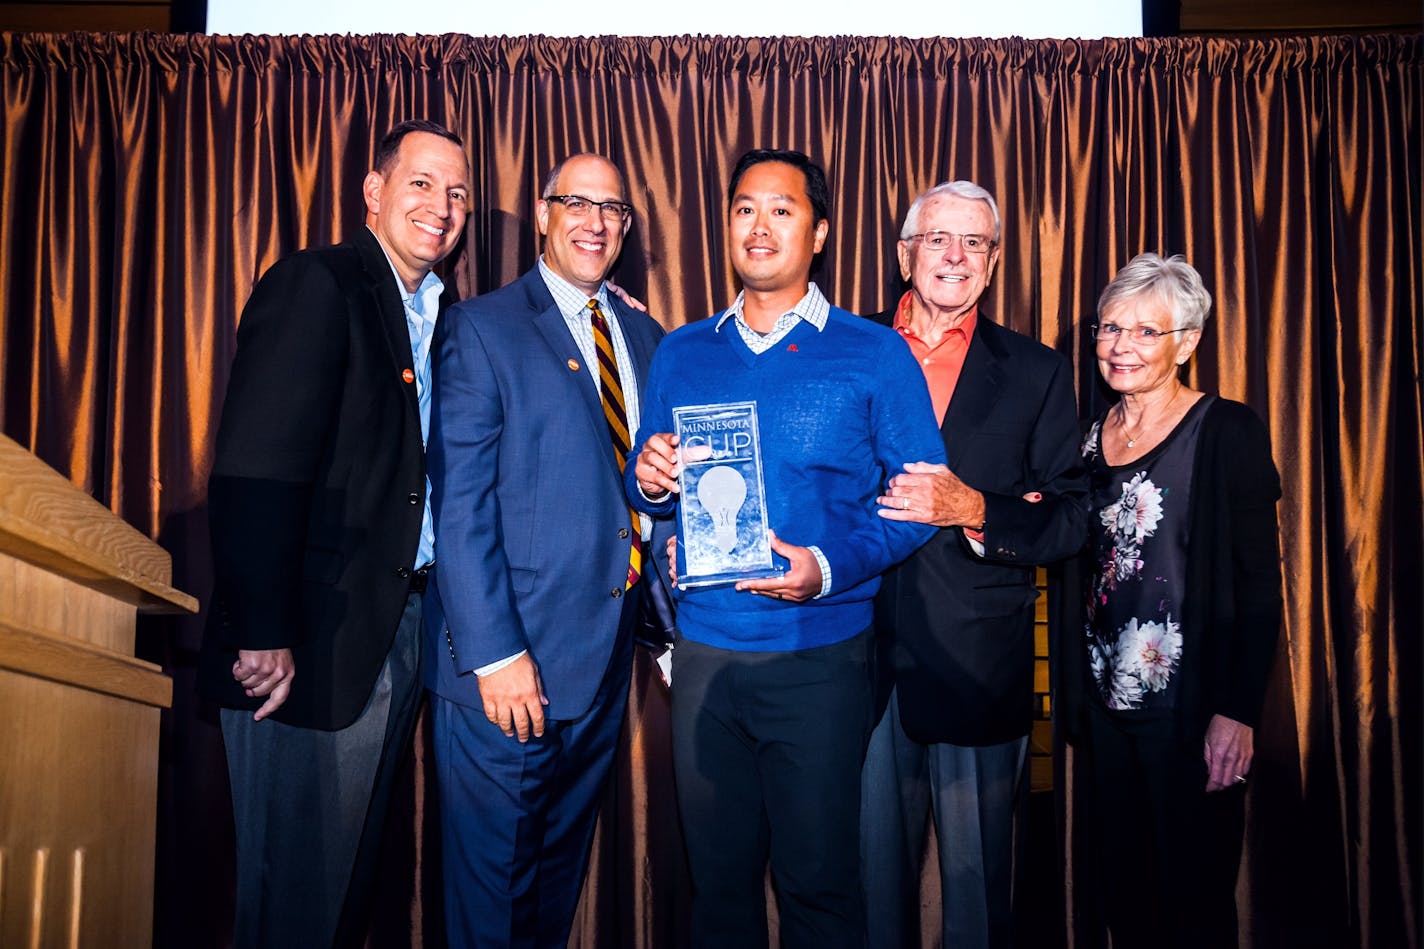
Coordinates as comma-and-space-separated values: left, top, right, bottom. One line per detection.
406, 563, 432, 594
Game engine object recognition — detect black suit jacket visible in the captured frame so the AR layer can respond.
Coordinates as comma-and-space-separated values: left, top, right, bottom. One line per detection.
200, 228, 430, 730
870, 307, 1089, 746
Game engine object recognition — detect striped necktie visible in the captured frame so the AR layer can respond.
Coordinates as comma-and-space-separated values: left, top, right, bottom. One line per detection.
588, 299, 642, 589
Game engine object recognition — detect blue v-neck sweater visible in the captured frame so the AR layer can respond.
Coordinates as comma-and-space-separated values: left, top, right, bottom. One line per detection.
629, 306, 946, 652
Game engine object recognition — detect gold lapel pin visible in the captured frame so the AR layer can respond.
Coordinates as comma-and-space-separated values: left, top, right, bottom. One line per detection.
567, 358, 580, 372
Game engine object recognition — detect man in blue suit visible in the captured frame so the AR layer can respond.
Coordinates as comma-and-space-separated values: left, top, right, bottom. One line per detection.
424, 153, 669, 949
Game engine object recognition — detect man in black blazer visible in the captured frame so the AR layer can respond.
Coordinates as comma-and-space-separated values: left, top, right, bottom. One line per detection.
200, 120, 470, 948
860, 180, 1088, 949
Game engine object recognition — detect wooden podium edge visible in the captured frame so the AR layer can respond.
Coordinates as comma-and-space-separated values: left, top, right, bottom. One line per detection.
0, 436, 198, 616
0, 523, 199, 615
0, 621, 172, 709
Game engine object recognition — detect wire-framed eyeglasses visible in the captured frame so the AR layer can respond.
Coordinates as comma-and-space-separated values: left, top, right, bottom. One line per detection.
1091, 323, 1192, 345
903, 230, 997, 254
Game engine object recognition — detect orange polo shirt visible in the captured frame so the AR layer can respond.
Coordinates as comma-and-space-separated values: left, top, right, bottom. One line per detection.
891, 290, 978, 425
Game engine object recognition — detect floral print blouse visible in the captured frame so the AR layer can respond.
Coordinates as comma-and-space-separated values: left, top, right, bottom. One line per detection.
1082, 395, 1214, 713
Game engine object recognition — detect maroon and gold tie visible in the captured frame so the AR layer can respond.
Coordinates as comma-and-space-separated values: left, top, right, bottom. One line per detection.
588, 299, 642, 588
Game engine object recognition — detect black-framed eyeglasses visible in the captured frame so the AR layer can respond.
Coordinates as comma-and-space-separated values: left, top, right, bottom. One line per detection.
903, 230, 997, 254
545, 194, 634, 222
1091, 323, 1192, 345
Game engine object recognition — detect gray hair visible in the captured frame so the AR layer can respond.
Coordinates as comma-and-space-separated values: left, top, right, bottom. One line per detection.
1097, 253, 1213, 330
900, 180, 1002, 243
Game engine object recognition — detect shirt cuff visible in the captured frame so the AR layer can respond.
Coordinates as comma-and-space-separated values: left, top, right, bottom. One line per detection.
474, 649, 527, 677
638, 483, 672, 504
963, 528, 986, 558
808, 545, 832, 599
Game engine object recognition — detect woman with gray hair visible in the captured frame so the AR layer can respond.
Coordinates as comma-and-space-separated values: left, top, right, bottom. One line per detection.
1060, 252, 1283, 947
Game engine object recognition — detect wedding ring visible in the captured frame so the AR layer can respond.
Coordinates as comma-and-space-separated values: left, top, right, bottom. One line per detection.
1233, 774, 1247, 784
902, 497, 910, 510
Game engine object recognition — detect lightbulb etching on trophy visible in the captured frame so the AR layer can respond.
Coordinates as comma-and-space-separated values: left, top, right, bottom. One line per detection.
696, 465, 747, 554
671, 401, 780, 588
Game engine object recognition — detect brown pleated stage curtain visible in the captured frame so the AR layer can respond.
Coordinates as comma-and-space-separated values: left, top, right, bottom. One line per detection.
0, 31, 1418, 949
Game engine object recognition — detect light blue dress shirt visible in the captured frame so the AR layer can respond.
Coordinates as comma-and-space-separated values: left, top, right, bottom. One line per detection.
376, 235, 442, 570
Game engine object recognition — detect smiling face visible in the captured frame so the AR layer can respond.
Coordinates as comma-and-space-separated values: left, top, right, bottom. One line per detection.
363, 131, 470, 292
535, 155, 631, 296
896, 194, 1000, 326
1096, 294, 1202, 398
727, 160, 829, 298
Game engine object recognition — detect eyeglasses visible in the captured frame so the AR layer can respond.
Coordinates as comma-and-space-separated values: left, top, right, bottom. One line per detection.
1091, 323, 1192, 345
545, 194, 634, 222
903, 230, 997, 255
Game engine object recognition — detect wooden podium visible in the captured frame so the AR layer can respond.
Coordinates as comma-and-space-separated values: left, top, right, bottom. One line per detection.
0, 434, 196, 948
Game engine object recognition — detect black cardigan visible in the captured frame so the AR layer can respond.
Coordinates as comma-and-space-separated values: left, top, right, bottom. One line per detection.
1055, 396, 1284, 743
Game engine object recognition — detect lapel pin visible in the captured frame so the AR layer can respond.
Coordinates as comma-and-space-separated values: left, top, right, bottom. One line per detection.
401, 368, 416, 384
787, 344, 799, 352
567, 358, 581, 372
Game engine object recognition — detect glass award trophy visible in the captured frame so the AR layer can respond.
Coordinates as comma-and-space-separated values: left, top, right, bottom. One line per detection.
672, 401, 781, 589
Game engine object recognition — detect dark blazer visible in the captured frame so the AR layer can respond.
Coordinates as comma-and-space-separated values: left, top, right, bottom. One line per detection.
201, 227, 429, 731
871, 307, 1089, 746
423, 267, 669, 720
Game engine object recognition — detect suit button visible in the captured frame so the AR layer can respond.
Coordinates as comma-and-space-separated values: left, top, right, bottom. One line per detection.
396, 566, 411, 580
611, 588, 622, 599
408, 492, 420, 505
618, 527, 630, 539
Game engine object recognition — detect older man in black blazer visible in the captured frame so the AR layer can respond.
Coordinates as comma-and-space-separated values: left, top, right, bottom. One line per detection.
200, 120, 470, 948
860, 180, 1088, 949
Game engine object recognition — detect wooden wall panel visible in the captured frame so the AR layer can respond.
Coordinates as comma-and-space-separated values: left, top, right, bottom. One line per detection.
1182, 0, 1419, 33
0, 2, 170, 33
1032, 568, 1053, 792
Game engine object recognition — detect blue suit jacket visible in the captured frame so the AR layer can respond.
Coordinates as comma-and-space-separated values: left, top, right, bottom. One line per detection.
424, 267, 667, 720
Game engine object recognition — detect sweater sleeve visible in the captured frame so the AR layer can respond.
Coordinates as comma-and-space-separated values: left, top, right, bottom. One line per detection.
625, 345, 679, 518
814, 332, 945, 591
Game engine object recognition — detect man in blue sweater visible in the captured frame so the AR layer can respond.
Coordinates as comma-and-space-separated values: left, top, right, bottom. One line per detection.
627, 149, 946, 948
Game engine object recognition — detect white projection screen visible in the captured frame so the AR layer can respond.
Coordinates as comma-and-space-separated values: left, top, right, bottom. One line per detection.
206, 1, 1143, 39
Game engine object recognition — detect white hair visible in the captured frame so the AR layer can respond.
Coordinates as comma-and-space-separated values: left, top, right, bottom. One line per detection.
900, 180, 1002, 242
1097, 253, 1213, 330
